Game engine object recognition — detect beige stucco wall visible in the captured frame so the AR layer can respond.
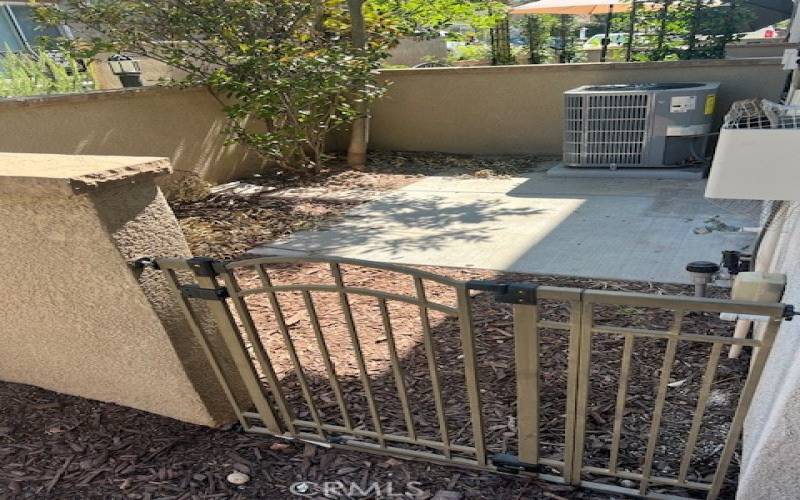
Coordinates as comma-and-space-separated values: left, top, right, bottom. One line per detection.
368, 58, 786, 155
737, 201, 800, 499
725, 41, 792, 60
0, 58, 784, 186
0, 153, 244, 426
0, 86, 265, 185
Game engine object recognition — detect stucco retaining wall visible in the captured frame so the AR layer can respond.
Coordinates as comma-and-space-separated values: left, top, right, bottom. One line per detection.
737, 201, 800, 499
369, 58, 786, 155
0, 153, 244, 426
0, 58, 784, 184
0, 86, 265, 185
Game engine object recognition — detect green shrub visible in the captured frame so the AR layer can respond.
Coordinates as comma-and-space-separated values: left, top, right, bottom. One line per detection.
0, 49, 94, 98
447, 43, 491, 63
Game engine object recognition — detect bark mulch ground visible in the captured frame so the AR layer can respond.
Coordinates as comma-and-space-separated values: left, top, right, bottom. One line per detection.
0, 380, 587, 499
227, 262, 746, 500
0, 265, 747, 499
2, 153, 747, 498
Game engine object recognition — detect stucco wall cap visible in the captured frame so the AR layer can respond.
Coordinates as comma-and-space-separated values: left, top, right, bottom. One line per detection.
0, 153, 171, 197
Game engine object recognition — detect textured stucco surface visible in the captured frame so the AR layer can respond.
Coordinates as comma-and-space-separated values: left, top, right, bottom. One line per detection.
0, 154, 242, 426
738, 202, 800, 499
369, 58, 785, 155
0, 59, 784, 187
0, 152, 170, 196
0, 87, 266, 184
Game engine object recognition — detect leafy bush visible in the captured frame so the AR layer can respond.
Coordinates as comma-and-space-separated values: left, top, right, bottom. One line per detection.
43, 1, 397, 173
447, 43, 491, 63
0, 49, 94, 98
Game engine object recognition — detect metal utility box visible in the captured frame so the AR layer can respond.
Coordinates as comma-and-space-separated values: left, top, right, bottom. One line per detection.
563, 82, 720, 168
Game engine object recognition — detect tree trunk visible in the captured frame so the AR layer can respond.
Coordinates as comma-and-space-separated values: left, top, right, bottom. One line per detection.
527, 15, 540, 64
346, 0, 368, 170
656, 0, 671, 60
625, 0, 637, 61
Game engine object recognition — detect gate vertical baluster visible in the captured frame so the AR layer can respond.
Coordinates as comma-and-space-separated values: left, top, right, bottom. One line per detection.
219, 267, 295, 434
188, 259, 282, 434
455, 284, 487, 466
255, 265, 325, 438
562, 295, 584, 484
608, 334, 634, 474
330, 263, 385, 447
514, 303, 540, 466
639, 309, 684, 496
301, 291, 354, 432
678, 342, 722, 483
378, 298, 418, 441
570, 296, 592, 484
707, 319, 782, 500
414, 277, 452, 458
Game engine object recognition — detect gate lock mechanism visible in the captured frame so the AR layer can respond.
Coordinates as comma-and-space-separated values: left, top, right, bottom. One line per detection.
466, 280, 538, 305
180, 284, 229, 301
491, 453, 543, 474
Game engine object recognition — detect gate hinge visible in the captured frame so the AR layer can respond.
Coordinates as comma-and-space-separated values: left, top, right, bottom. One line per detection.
180, 284, 230, 301
130, 257, 160, 271
466, 280, 538, 305
187, 257, 227, 277
490, 453, 543, 474
327, 435, 348, 445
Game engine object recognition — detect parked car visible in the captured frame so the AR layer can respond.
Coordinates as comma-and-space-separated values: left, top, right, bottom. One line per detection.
582, 32, 629, 49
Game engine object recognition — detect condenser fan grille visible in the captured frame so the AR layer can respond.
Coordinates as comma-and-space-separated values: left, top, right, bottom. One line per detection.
564, 93, 649, 167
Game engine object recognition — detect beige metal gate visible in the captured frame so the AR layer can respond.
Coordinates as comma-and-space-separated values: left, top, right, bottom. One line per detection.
154, 255, 789, 499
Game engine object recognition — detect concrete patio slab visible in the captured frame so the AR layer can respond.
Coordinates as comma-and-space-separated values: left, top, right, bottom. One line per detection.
253, 172, 760, 284
547, 163, 705, 180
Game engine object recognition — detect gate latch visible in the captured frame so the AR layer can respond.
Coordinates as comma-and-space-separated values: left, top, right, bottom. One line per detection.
180, 284, 229, 301
466, 280, 538, 305
491, 453, 543, 474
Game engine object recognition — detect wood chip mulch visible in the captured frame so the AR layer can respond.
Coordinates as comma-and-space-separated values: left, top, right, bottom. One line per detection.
1, 379, 594, 499
0, 264, 747, 499
3, 153, 746, 498
227, 263, 746, 500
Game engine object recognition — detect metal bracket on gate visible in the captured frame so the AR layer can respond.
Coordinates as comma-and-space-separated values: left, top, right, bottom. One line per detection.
187, 257, 227, 277
784, 304, 798, 321
466, 280, 538, 305
490, 453, 543, 474
130, 257, 160, 271
180, 284, 230, 301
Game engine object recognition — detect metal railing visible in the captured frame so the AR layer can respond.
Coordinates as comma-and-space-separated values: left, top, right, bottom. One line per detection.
153, 255, 789, 499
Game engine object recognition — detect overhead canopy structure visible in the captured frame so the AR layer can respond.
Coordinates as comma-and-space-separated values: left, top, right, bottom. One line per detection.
511, 0, 644, 62
510, 0, 635, 15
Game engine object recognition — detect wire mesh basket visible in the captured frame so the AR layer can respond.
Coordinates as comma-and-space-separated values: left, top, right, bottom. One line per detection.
762, 100, 800, 129
722, 99, 800, 129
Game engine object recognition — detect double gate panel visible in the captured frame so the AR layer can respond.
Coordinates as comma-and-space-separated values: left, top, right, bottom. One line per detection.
156, 256, 788, 500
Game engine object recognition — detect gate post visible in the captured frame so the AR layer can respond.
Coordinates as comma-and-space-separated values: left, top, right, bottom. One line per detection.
564, 296, 588, 485
185, 258, 284, 434
514, 303, 540, 465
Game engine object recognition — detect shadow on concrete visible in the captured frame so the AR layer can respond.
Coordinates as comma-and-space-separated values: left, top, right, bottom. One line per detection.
260, 195, 549, 256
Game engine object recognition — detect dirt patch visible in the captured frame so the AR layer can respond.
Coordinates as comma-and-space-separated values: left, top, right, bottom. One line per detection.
170, 152, 551, 260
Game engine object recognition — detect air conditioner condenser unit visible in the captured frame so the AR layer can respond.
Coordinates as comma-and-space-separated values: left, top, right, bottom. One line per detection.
563, 82, 719, 168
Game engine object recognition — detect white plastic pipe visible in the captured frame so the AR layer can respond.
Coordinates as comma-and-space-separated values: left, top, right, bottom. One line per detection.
729, 208, 786, 358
